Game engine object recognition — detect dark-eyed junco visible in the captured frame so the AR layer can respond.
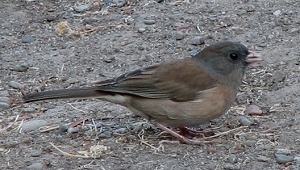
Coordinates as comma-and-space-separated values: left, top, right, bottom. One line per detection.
23, 41, 261, 145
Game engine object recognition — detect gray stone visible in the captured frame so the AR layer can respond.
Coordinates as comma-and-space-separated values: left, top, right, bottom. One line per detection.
66, 78, 78, 84
0, 102, 10, 110
243, 140, 256, 147
227, 154, 237, 163
21, 120, 49, 132
275, 153, 294, 164
99, 131, 112, 138
175, 31, 185, 40
189, 49, 200, 57
45, 15, 58, 22
8, 81, 25, 89
114, 0, 127, 7
138, 27, 146, 33
22, 35, 34, 43
59, 124, 69, 132
126, 135, 137, 141
30, 149, 42, 157
144, 19, 156, 25
22, 107, 36, 113
114, 128, 128, 134
275, 149, 292, 155
257, 156, 270, 162
289, 28, 300, 34
67, 127, 79, 133
74, 3, 92, 13
273, 10, 281, 16
244, 104, 262, 115
223, 163, 240, 170
238, 116, 253, 126
0, 97, 10, 105
0, 90, 9, 96
26, 162, 44, 170
12, 62, 29, 72
188, 36, 205, 45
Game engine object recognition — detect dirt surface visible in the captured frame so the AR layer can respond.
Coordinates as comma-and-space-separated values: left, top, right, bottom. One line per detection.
1, 0, 300, 169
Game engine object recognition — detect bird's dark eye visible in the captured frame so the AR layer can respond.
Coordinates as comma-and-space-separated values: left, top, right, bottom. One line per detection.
228, 53, 239, 61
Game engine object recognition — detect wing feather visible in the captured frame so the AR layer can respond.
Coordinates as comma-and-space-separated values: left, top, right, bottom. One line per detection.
95, 59, 218, 101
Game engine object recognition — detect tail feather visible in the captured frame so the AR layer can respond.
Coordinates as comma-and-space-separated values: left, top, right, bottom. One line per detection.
23, 88, 104, 103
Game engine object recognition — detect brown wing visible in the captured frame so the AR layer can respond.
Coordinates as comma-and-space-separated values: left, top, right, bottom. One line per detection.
96, 58, 218, 102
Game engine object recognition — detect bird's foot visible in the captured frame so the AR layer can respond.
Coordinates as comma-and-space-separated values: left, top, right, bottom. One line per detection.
179, 126, 215, 138
156, 123, 212, 145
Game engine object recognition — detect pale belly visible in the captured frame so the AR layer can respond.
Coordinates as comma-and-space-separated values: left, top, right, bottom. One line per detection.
128, 85, 237, 127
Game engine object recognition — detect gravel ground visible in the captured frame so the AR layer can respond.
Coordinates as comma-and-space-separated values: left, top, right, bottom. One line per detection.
1, 0, 300, 169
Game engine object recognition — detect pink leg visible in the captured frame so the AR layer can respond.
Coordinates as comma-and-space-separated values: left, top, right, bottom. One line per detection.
156, 123, 212, 145
179, 127, 215, 138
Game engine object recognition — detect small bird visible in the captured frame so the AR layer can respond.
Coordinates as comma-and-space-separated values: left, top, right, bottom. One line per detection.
23, 41, 261, 145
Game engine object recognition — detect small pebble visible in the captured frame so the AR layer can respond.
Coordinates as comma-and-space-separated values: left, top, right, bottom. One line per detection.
30, 149, 42, 157
294, 156, 300, 161
189, 49, 200, 57
59, 124, 69, 132
103, 57, 115, 63
259, 144, 273, 150
275, 149, 292, 155
66, 78, 78, 85
188, 36, 205, 45
0, 102, 10, 110
83, 18, 93, 25
103, 0, 113, 5
243, 140, 256, 147
47, 8, 55, 12
21, 120, 49, 132
99, 131, 112, 138
22, 35, 34, 43
124, 16, 134, 25
45, 15, 58, 22
227, 154, 237, 163
12, 62, 30, 72
282, 18, 291, 25
236, 9, 247, 16
22, 107, 36, 113
137, 45, 145, 51
138, 27, 146, 33
114, 0, 127, 7
175, 31, 185, 40
8, 81, 25, 89
289, 28, 300, 34
114, 127, 128, 134
0, 90, 9, 96
238, 116, 253, 126
126, 135, 137, 141
67, 127, 79, 133
275, 153, 294, 164
26, 162, 44, 170
244, 104, 263, 115
273, 10, 281, 16
223, 163, 240, 170
219, 126, 230, 132
74, 3, 92, 13
144, 19, 156, 25
257, 156, 270, 162
0, 97, 10, 105
246, 5, 256, 12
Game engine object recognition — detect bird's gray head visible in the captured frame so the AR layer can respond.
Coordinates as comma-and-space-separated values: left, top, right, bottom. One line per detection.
196, 41, 260, 85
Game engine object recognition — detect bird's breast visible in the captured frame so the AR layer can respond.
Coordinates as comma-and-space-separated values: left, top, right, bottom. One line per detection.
129, 84, 237, 127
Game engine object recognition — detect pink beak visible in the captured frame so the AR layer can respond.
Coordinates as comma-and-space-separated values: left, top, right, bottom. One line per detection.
246, 51, 262, 64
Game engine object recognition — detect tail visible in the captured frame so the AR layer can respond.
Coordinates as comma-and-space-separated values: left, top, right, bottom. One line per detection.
23, 88, 105, 103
